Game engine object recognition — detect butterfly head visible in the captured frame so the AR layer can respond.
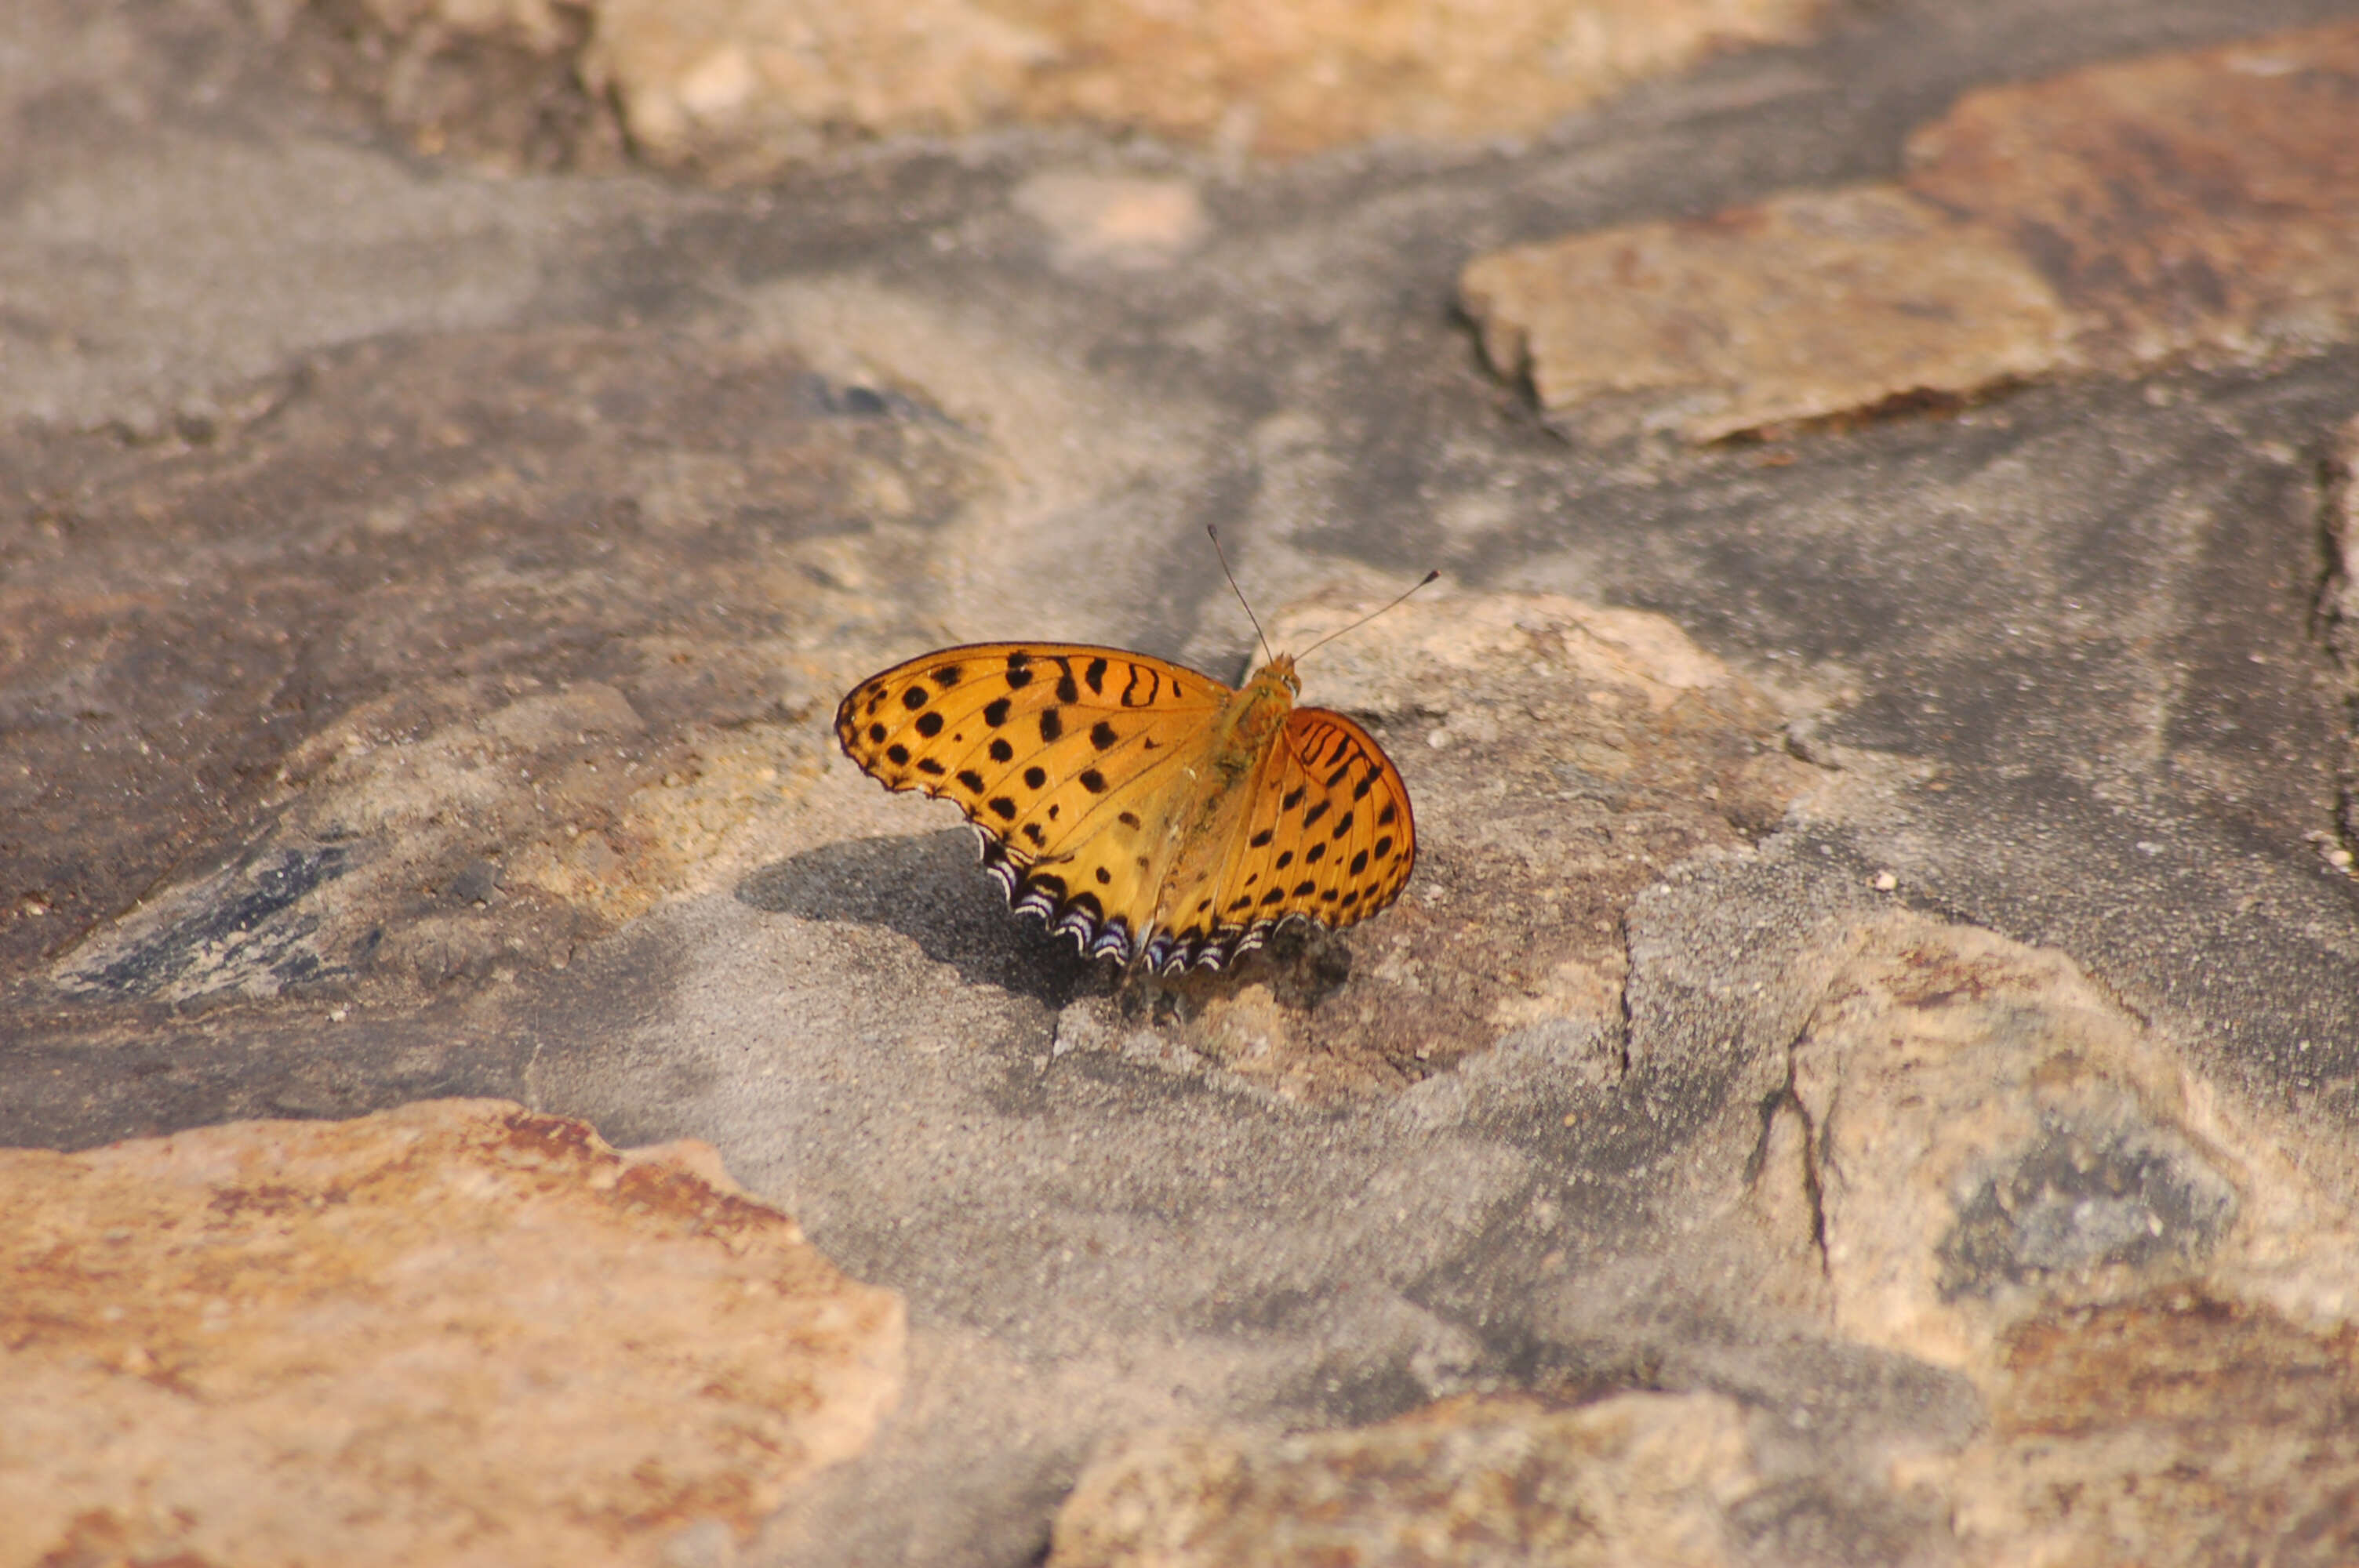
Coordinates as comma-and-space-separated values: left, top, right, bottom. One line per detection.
1254, 652, 1301, 697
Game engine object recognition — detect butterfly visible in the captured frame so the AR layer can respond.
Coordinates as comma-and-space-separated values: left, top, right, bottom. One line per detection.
834, 641, 1417, 974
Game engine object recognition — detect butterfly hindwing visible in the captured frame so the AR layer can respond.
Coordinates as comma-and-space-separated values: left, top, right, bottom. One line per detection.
1139, 704, 1416, 973
835, 643, 1230, 959
1219, 706, 1413, 949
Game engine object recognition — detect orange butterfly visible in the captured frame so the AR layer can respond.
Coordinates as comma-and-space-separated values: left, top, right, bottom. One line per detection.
834, 637, 1418, 973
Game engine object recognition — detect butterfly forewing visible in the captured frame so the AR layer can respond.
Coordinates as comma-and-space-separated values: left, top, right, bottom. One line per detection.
835, 643, 1230, 959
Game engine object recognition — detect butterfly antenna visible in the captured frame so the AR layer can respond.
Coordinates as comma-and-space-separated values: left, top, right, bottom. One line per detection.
1206, 524, 1278, 668
1296, 569, 1441, 662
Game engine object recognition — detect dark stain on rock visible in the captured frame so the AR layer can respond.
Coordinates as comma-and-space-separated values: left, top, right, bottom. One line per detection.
75, 844, 356, 1000
1937, 1122, 2237, 1300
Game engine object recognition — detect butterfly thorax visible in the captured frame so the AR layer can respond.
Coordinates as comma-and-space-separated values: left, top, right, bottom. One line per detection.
1211, 657, 1299, 779
1146, 655, 1299, 939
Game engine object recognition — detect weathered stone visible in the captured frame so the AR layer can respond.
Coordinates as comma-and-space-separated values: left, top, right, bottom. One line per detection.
1463, 19, 2359, 441
1905, 20, 2359, 370
294, 0, 1828, 179
1785, 914, 2359, 1369
1928, 1291, 2359, 1566
0, 1098, 903, 1568
1461, 187, 2067, 444
1049, 1392, 1765, 1568
1768, 913, 2359, 1562
2323, 414, 2359, 857
0, 328, 981, 1005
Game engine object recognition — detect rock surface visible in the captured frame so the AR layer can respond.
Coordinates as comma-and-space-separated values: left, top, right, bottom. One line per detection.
5, 0, 2358, 1563
0, 1098, 904, 1568
270, 0, 1826, 179
1463, 19, 2359, 441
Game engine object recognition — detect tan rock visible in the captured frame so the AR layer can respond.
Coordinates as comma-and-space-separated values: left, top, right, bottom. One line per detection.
0, 1099, 903, 1568
1463, 19, 2359, 441
1906, 20, 2359, 368
1772, 913, 2359, 1563
583, 0, 1054, 181
1461, 185, 2066, 444
1013, 172, 1211, 272
579, 0, 1826, 180
1787, 915, 2359, 1367
1928, 1290, 2359, 1567
1049, 1391, 1760, 1568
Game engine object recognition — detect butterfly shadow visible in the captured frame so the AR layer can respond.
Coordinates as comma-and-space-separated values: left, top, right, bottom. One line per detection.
736, 829, 1103, 1009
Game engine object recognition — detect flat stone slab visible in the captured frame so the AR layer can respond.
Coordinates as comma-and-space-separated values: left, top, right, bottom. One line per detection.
1463, 20, 2359, 441
0, 1098, 903, 1568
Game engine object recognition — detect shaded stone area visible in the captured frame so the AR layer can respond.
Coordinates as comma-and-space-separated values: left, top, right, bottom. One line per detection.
5, 0, 2359, 1563
0, 1099, 903, 1568
2, 328, 977, 1008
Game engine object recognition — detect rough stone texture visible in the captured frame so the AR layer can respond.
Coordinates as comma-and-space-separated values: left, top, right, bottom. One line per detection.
1460, 184, 2069, 445
2324, 413, 2359, 857
1049, 1392, 1772, 1568
0, 1098, 904, 1568
7, 0, 2359, 1563
2, 327, 977, 1011
274, 0, 1827, 180
1465, 19, 2359, 441
1049, 907, 2359, 1564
